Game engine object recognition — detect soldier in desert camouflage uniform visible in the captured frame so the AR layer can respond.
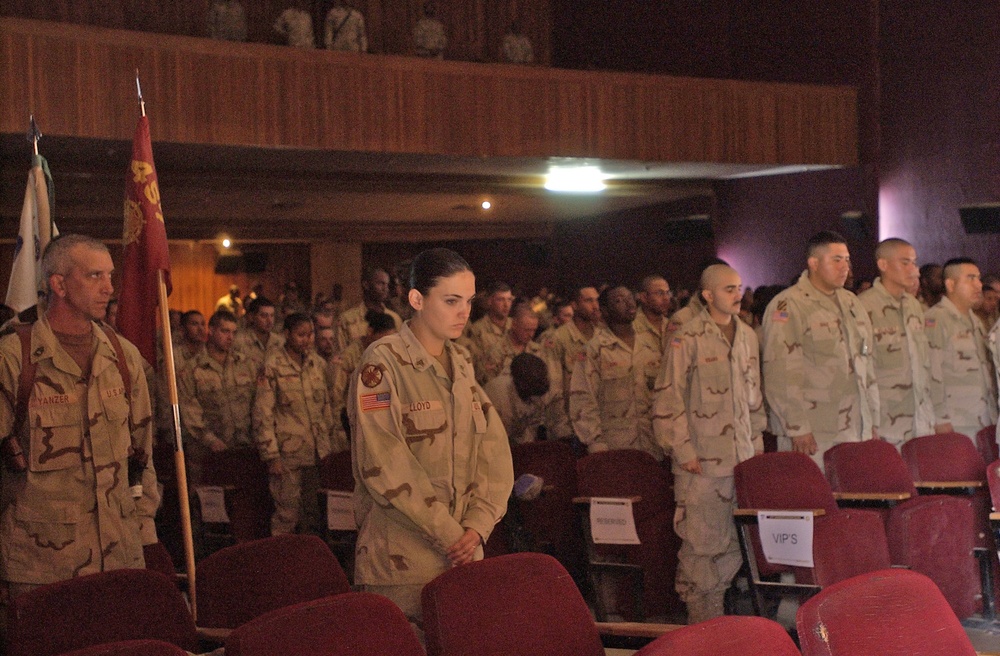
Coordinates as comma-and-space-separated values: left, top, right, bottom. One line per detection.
459, 281, 513, 365
254, 313, 338, 535
475, 301, 539, 385
178, 310, 258, 485
634, 275, 672, 354
569, 285, 663, 459
654, 265, 765, 624
350, 249, 512, 635
925, 258, 997, 441
762, 231, 879, 469
0, 236, 158, 619
858, 239, 935, 448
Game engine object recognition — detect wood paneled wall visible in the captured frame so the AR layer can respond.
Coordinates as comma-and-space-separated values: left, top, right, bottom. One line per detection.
0, 0, 551, 65
0, 17, 857, 167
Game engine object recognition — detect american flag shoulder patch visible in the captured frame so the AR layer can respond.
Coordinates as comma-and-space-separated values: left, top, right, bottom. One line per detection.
361, 392, 391, 412
670, 337, 683, 349
772, 310, 789, 323
925, 317, 936, 329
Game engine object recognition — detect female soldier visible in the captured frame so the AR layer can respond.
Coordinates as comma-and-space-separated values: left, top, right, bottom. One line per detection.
254, 312, 340, 535
349, 248, 514, 632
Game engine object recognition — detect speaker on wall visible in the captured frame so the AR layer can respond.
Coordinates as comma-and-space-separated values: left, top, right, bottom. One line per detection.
959, 205, 1000, 234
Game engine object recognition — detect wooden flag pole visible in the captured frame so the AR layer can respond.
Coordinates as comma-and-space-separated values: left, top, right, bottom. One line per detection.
158, 269, 197, 621
138, 71, 197, 620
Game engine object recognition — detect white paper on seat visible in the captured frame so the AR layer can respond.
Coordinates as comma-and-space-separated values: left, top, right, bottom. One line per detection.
196, 485, 230, 524
757, 511, 814, 567
326, 490, 356, 531
590, 497, 641, 545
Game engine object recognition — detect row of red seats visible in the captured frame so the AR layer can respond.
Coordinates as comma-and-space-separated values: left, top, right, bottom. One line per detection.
6, 548, 976, 655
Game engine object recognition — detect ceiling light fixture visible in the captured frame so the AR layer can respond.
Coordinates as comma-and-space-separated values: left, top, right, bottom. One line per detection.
544, 166, 606, 193
481, 200, 492, 210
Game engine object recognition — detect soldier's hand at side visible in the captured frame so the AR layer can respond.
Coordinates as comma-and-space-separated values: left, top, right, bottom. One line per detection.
209, 440, 228, 453
446, 528, 482, 566
871, 427, 879, 441
791, 433, 817, 455
934, 422, 954, 434
267, 459, 288, 476
680, 458, 702, 475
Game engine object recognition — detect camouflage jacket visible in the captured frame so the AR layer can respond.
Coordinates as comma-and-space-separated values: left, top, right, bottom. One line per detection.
653, 309, 765, 476
858, 278, 935, 446
925, 296, 997, 437
0, 317, 158, 585
762, 271, 879, 443
349, 323, 513, 585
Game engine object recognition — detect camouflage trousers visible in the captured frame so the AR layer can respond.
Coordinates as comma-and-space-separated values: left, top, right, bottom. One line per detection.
268, 464, 320, 535
673, 471, 741, 605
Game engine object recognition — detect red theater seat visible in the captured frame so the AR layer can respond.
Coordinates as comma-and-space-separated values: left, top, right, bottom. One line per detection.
797, 569, 976, 656
633, 615, 800, 656
734, 452, 891, 614
197, 534, 350, 629
54, 640, 190, 656
575, 449, 682, 620
824, 439, 980, 618
6, 569, 199, 656
226, 592, 422, 656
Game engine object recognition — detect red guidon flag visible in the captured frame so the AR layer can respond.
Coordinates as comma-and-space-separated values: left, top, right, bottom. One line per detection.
118, 115, 171, 367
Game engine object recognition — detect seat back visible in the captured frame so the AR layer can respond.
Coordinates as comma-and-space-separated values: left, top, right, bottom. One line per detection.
197, 534, 350, 629
734, 452, 838, 514
226, 592, 423, 656
900, 432, 986, 483
987, 458, 1000, 511
577, 449, 671, 523
201, 446, 273, 542
55, 640, 190, 656
976, 425, 999, 467
6, 569, 199, 656
823, 440, 917, 496
508, 440, 584, 572
576, 449, 682, 618
318, 449, 355, 492
421, 552, 604, 656
142, 542, 177, 580
796, 569, 976, 656
633, 615, 800, 655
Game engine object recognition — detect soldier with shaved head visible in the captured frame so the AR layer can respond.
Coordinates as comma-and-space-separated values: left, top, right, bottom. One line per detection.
654, 264, 765, 624
762, 231, 879, 468
858, 239, 935, 448
926, 258, 997, 441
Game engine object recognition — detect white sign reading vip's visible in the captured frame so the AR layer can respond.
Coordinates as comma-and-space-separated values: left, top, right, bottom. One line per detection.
757, 511, 814, 567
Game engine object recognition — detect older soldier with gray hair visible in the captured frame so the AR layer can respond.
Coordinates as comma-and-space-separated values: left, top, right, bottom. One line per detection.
926, 258, 997, 441
762, 231, 879, 468
0, 235, 158, 632
654, 264, 765, 624
858, 238, 935, 448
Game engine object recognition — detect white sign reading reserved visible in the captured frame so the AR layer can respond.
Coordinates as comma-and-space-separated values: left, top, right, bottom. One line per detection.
196, 485, 230, 524
326, 490, 356, 531
590, 497, 641, 545
757, 511, 814, 567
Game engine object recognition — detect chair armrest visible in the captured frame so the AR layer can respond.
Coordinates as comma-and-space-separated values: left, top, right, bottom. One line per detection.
832, 491, 911, 508
733, 508, 825, 522
595, 621, 683, 639
914, 480, 983, 495
573, 495, 642, 505
831, 491, 911, 501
